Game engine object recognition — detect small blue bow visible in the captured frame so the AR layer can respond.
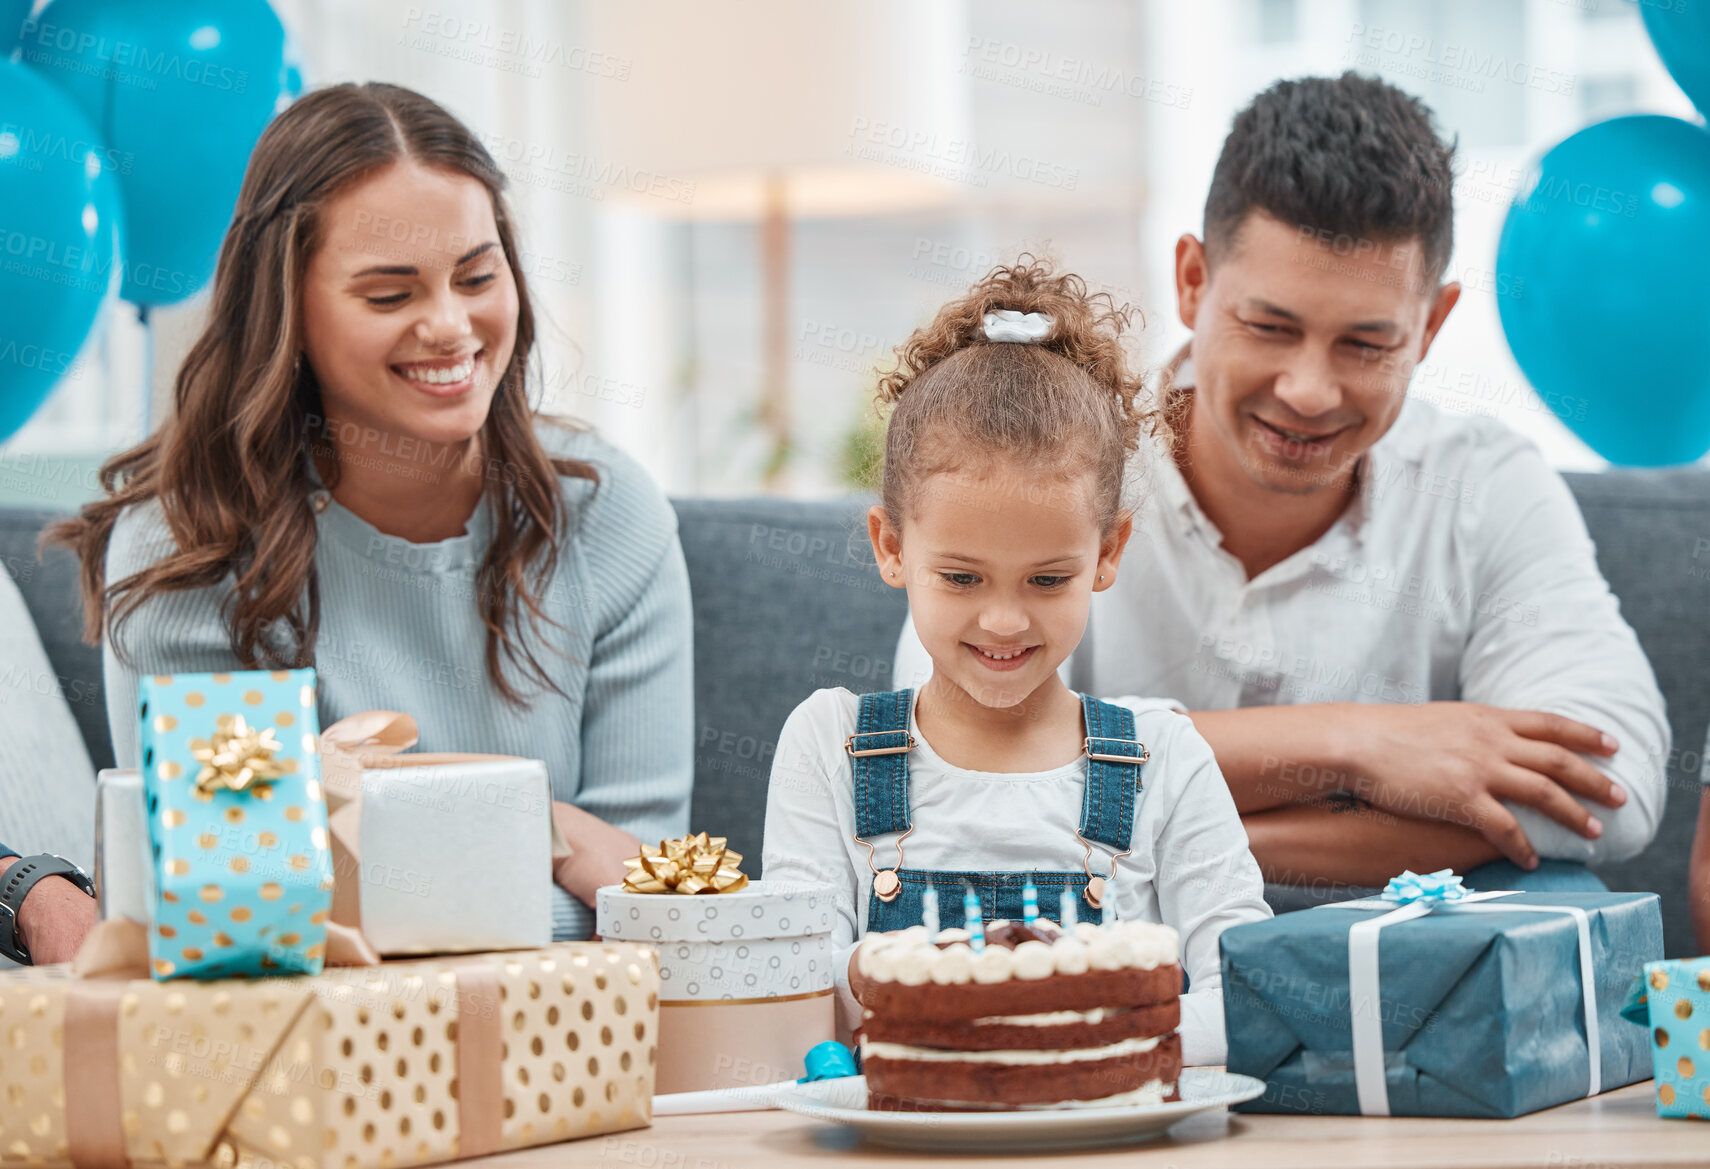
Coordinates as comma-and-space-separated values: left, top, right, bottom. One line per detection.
1380, 868, 1468, 905
799, 1041, 858, 1082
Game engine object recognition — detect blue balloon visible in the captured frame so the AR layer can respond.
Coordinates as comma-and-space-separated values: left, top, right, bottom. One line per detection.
0, 60, 122, 443
1, 0, 31, 54
1496, 115, 1710, 467
20, 0, 286, 306
1642, 0, 1710, 119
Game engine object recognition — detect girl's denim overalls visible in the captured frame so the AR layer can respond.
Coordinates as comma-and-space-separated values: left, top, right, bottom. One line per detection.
847, 688, 1151, 933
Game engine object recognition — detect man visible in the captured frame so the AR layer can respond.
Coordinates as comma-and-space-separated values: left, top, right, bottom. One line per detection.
894, 73, 1666, 899
0, 844, 97, 965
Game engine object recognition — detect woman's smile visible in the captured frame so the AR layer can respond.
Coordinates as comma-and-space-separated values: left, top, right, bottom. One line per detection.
391, 349, 483, 398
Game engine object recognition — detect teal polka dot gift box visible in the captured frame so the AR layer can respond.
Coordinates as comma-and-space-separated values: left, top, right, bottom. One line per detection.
1620, 955, 1710, 1119
137, 668, 334, 981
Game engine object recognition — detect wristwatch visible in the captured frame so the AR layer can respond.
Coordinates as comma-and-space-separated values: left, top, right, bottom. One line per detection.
0, 854, 96, 965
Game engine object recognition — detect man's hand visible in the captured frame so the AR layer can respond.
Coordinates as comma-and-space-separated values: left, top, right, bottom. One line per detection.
1333, 702, 1625, 870
0, 856, 97, 965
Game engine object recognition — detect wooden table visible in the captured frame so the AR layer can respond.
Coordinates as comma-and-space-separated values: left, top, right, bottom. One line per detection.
470, 1082, 1705, 1169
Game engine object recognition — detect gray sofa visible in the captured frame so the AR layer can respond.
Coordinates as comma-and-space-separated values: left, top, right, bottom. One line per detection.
4, 475, 1707, 955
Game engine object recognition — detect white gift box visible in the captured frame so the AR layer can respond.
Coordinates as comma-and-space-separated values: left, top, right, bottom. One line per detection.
332, 758, 556, 954
596, 879, 836, 1093
94, 769, 152, 925
95, 759, 557, 955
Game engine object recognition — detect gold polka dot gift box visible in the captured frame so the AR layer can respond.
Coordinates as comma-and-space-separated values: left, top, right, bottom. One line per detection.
137, 670, 334, 981
1619, 956, 1710, 1119
0, 941, 660, 1168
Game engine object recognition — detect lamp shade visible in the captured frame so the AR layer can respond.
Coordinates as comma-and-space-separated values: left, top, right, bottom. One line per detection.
585, 0, 966, 220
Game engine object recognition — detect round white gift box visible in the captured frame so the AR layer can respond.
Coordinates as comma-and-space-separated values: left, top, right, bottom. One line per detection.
595, 880, 836, 1001
596, 880, 839, 1092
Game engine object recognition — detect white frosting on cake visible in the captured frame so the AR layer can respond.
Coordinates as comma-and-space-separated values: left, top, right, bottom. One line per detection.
929, 943, 974, 985
1087, 930, 1134, 971
971, 1007, 1118, 1026
1011, 939, 1056, 980
860, 944, 893, 981
970, 946, 1013, 984
924, 1079, 1175, 1111
1010, 1079, 1172, 1109
1052, 937, 1090, 975
891, 943, 934, 986
856, 919, 1178, 984
861, 1032, 1163, 1065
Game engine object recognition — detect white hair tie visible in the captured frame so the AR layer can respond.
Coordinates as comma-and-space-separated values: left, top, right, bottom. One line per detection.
982, 309, 1054, 344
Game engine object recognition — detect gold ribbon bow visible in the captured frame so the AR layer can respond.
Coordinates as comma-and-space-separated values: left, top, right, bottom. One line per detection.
622, 832, 749, 895
190, 714, 286, 795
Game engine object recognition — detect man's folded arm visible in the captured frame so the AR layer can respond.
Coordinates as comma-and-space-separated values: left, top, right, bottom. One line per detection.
1243, 799, 1500, 888
1455, 442, 1668, 864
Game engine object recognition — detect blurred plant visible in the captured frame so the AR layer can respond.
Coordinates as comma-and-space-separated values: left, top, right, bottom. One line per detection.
836, 391, 890, 493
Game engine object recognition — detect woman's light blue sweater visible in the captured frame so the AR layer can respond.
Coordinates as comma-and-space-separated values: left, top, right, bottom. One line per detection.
102, 422, 694, 940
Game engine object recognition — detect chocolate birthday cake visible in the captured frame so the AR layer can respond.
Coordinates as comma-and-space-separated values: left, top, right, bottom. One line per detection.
855, 918, 1184, 1111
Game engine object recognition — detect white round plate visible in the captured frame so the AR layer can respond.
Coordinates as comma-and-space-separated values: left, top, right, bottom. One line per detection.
773, 1067, 1265, 1152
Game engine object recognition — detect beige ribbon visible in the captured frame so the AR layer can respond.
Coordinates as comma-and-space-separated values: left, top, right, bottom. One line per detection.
64, 981, 128, 1169
455, 964, 504, 1158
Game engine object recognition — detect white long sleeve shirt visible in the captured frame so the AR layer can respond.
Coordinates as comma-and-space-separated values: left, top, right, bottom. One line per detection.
896, 388, 1669, 865
760, 686, 1272, 1067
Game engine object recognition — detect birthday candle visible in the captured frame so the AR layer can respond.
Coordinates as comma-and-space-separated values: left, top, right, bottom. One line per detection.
963, 886, 985, 953
1022, 881, 1039, 925
921, 886, 940, 939
1060, 886, 1078, 929
1105, 870, 1119, 923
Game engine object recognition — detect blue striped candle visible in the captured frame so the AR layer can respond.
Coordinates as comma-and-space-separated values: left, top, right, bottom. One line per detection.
963, 886, 985, 953
1060, 886, 1078, 929
921, 886, 940, 939
1022, 881, 1039, 925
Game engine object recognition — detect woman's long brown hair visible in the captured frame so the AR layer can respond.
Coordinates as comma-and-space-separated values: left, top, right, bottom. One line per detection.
44, 82, 597, 707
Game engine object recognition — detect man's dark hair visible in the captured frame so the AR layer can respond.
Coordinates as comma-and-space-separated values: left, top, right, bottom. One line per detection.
1203, 72, 1457, 283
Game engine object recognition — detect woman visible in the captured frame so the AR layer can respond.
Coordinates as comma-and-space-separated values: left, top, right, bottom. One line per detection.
47, 83, 693, 939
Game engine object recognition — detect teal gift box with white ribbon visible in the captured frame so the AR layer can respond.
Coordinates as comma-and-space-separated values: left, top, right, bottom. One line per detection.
1619, 956, 1710, 1119
137, 669, 334, 981
1220, 870, 1662, 1118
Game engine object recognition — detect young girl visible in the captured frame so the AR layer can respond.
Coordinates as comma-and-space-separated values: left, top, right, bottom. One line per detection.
762, 261, 1271, 1066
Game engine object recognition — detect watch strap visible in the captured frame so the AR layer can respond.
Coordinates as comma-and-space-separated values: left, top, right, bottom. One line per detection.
0, 854, 96, 965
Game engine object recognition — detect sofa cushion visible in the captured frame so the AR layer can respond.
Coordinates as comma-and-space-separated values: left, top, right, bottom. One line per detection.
1568, 469, 1710, 958
0, 530, 95, 866
0, 506, 111, 776
671, 496, 908, 870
